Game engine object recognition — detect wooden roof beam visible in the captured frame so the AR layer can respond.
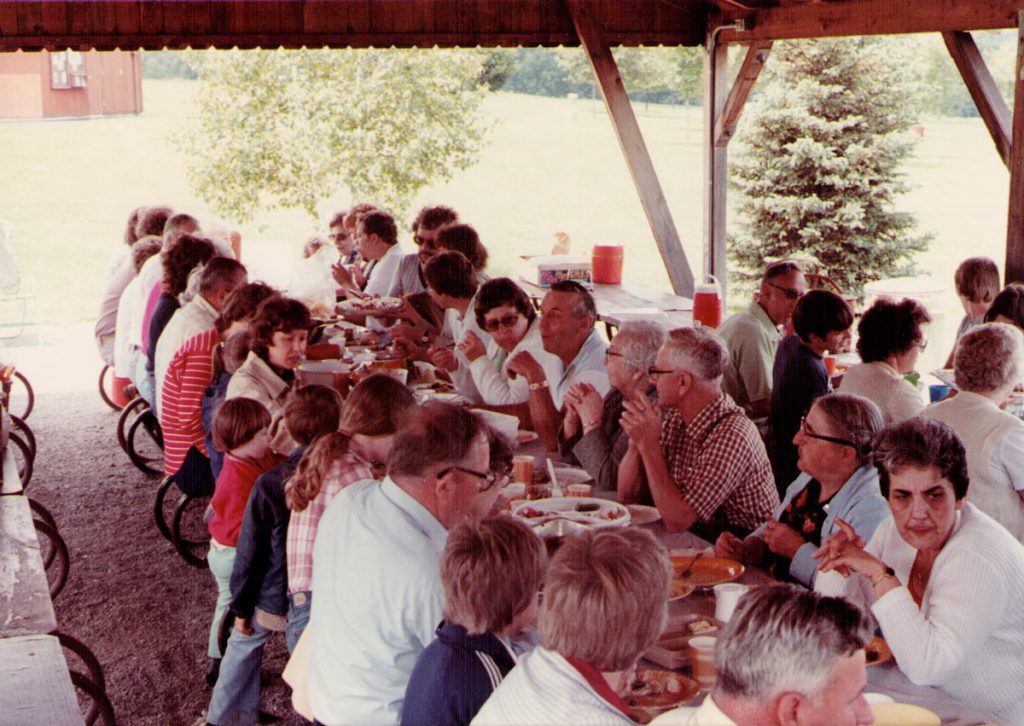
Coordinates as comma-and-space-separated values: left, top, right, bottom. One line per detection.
1006, 11, 1024, 283
714, 40, 772, 147
567, 0, 695, 296
717, 1, 1024, 42
944, 31, 1012, 168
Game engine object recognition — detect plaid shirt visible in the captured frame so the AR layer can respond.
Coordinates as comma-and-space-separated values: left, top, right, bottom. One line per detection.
286, 450, 374, 593
660, 395, 778, 536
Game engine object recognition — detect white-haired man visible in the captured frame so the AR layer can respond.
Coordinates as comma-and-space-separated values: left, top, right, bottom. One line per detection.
619, 327, 777, 540
652, 583, 875, 726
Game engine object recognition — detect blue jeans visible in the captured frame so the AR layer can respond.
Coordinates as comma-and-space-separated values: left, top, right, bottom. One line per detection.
286, 591, 312, 654
132, 353, 155, 409
206, 618, 272, 726
207, 545, 236, 659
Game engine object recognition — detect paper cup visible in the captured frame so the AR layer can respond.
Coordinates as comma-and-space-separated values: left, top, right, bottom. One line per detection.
713, 583, 749, 623
566, 483, 592, 497
512, 454, 534, 484
689, 636, 717, 689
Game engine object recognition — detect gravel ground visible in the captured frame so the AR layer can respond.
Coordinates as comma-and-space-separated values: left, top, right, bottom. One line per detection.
24, 386, 306, 725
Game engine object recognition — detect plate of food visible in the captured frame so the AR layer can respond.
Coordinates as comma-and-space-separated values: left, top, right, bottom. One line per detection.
517, 429, 539, 444
626, 504, 661, 525
550, 466, 592, 487
669, 553, 744, 587
865, 635, 892, 667
337, 296, 404, 316
513, 497, 630, 537
624, 669, 699, 719
668, 580, 696, 602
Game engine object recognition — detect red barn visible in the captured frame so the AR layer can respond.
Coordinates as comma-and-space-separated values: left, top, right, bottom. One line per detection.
0, 49, 141, 120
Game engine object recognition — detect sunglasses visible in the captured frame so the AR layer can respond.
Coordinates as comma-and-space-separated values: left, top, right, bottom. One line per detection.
767, 280, 804, 301
800, 417, 857, 448
414, 234, 440, 248
439, 465, 502, 492
483, 313, 521, 332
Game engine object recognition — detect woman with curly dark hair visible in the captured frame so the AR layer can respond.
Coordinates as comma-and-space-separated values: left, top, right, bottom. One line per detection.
226, 296, 312, 455
837, 296, 931, 424
816, 417, 1024, 724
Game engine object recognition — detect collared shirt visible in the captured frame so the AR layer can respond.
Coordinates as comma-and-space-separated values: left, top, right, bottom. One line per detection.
650, 695, 739, 725
95, 254, 135, 341
717, 301, 779, 418
308, 477, 448, 726
286, 450, 374, 594
468, 318, 562, 405
551, 329, 610, 409
443, 291, 491, 404
386, 252, 426, 297
226, 351, 296, 455
660, 395, 778, 538
837, 361, 924, 424
365, 242, 406, 297
154, 294, 218, 408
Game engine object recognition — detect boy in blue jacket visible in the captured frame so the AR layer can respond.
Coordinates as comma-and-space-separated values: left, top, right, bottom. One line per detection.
402, 515, 546, 726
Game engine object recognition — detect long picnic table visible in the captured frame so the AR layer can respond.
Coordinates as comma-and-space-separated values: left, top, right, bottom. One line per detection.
0, 443, 83, 725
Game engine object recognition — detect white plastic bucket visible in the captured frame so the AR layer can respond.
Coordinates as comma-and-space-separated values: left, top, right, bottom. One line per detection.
862, 277, 951, 375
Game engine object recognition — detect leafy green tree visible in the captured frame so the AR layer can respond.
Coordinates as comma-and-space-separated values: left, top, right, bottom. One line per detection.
556, 46, 684, 104
729, 38, 931, 296
141, 49, 197, 79
173, 48, 491, 223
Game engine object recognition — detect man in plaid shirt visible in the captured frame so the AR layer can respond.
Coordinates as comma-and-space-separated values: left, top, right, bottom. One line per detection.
619, 327, 778, 541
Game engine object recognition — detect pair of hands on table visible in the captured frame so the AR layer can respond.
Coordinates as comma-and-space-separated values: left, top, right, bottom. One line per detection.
715, 520, 804, 563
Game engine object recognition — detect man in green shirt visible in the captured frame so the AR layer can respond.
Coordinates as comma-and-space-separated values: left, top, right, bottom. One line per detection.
718, 261, 807, 420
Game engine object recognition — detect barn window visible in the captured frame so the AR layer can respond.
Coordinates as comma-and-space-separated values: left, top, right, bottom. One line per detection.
50, 51, 87, 89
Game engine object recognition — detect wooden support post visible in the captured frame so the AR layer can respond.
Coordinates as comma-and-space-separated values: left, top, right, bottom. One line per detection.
715, 41, 772, 147
704, 35, 729, 296
943, 31, 1011, 168
567, 0, 695, 297
1007, 12, 1024, 283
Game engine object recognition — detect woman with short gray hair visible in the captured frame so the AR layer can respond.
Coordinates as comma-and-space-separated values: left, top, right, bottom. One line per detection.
560, 320, 665, 492
716, 393, 888, 587
923, 322, 1024, 539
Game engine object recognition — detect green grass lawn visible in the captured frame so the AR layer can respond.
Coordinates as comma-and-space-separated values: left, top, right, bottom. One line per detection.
0, 78, 1011, 362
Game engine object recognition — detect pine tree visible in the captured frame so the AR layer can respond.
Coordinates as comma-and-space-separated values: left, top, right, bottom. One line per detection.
729, 38, 931, 296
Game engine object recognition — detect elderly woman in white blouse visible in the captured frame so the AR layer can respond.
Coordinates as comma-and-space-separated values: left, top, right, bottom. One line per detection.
459, 278, 561, 405
815, 417, 1024, 724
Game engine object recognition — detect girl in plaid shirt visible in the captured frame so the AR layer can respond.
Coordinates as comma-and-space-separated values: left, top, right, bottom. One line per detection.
284, 374, 418, 642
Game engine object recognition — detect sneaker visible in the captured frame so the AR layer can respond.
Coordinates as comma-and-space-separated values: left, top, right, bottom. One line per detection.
205, 657, 221, 687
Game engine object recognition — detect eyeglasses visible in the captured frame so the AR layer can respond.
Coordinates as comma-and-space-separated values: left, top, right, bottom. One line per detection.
329, 232, 348, 241
483, 313, 521, 332
799, 417, 857, 449
767, 280, 804, 301
648, 366, 681, 378
439, 465, 501, 492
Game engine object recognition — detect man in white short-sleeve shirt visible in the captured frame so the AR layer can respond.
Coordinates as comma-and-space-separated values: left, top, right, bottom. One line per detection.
508, 280, 609, 450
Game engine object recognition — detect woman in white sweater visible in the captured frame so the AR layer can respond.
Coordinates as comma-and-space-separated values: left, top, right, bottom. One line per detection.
460, 278, 561, 405
816, 417, 1024, 724
837, 297, 930, 424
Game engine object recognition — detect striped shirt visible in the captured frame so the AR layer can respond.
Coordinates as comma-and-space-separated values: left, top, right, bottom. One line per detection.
286, 451, 374, 594
160, 327, 218, 476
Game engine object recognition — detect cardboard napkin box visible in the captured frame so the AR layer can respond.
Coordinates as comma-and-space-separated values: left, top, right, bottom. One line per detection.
519, 255, 592, 287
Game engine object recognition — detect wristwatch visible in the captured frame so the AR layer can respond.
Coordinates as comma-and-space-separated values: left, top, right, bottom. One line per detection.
870, 565, 896, 587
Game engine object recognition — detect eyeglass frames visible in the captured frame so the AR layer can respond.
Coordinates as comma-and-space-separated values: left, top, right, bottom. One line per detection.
767, 280, 804, 301
482, 313, 521, 332
439, 465, 504, 492
799, 417, 857, 449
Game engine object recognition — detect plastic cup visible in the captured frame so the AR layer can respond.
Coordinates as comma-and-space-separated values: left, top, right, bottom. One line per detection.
928, 384, 951, 402
566, 483, 592, 497
823, 355, 837, 376
689, 636, 718, 689
512, 455, 534, 484
713, 583, 749, 623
